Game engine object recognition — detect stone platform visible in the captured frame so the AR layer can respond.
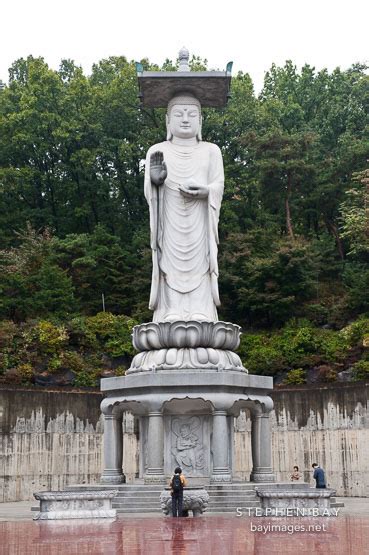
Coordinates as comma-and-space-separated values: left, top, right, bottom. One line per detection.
100, 319, 277, 487
33, 490, 117, 520
100, 370, 276, 485
255, 487, 340, 516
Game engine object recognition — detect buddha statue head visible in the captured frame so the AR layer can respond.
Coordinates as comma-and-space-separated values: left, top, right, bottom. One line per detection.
166, 93, 202, 141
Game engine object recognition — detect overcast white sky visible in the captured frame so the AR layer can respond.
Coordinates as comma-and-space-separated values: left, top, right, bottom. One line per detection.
1, 0, 368, 91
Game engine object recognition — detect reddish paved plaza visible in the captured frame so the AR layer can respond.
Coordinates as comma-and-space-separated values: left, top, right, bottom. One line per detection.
1, 515, 369, 555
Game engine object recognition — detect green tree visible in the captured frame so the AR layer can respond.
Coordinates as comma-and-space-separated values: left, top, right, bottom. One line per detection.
0, 225, 75, 320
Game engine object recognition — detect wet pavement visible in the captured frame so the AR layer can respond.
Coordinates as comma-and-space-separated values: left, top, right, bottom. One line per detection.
1, 498, 369, 554
1, 513, 369, 554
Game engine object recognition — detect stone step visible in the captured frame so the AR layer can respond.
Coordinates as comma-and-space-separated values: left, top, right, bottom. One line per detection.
115, 493, 257, 501
207, 485, 256, 490
209, 495, 257, 500
209, 497, 260, 507
205, 486, 256, 494
116, 507, 161, 513
65, 484, 163, 491
113, 501, 163, 508
64, 483, 260, 492
208, 500, 261, 509
205, 494, 256, 497
330, 497, 344, 505
113, 497, 258, 506
207, 507, 258, 513
114, 491, 161, 499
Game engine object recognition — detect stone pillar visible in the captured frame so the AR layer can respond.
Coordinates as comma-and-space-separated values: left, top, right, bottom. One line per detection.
122, 412, 138, 483
100, 409, 125, 484
211, 410, 231, 482
144, 411, 165, 483
250, 400, 275, 482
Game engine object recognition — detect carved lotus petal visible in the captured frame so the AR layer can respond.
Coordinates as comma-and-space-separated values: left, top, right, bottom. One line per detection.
132, 321, 241, 351
155, 349, 166, 366
208, 348, 219, 365
166, 348, 177, 366
197, 347, 208, 364
128, 347, 247, 373
146, 328, 162, 350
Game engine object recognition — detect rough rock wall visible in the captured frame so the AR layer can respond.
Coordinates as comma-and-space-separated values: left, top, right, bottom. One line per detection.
0, 388, 104, 502
234, 382, 369, 496
1, 382, 368, 501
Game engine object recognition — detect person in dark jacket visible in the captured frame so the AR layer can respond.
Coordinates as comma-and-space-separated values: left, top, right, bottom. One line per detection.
169, 466, 187, 517
312, 463, 326, 488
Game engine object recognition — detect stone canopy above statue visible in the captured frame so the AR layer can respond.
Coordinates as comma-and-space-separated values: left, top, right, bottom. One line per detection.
136, 47, 233, 107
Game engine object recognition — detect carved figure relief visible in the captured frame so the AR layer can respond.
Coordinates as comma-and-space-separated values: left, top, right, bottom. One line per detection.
171, 416, 206, 473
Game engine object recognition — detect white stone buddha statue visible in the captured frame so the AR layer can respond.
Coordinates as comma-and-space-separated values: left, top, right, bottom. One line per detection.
144, 94, 224, 322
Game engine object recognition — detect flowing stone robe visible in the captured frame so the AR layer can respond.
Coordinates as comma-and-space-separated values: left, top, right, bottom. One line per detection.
144, 140, 224, 322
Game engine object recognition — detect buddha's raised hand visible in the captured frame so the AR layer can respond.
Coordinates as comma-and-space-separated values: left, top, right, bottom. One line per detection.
150, 151, 167, 186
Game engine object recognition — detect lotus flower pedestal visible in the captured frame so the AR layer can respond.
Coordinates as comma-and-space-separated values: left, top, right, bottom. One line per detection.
100, 321, 276, 485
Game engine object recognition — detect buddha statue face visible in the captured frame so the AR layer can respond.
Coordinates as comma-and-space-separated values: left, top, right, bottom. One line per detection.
166, 95, 202, 141
168, 104, 200, 139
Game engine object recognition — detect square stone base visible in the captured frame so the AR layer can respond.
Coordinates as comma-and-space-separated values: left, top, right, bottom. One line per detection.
33, 490, 117, 520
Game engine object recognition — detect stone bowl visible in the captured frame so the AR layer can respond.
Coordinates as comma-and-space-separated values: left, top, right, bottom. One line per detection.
132, 321, 241, 351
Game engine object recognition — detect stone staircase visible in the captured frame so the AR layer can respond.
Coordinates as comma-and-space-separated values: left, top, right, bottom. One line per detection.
329, 497, 345, 509
33, 482, 342, 515
206, 483, 261, 513
64, 482, 261, 514
112, 484, 165, 514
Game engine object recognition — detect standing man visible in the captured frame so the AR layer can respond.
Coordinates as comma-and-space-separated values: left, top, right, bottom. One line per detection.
312, 463, 326, 488
170, 466, 187, 517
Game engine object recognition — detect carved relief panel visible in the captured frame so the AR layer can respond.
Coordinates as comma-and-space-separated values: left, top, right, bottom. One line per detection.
165, 415, 210, 477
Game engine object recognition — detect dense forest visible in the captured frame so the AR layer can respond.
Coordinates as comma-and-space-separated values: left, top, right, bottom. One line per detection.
0, 55, 368, 387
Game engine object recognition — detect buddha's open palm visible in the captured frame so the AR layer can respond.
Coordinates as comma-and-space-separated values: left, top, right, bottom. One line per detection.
150, 151, 167, 186
179, 180, 209, 199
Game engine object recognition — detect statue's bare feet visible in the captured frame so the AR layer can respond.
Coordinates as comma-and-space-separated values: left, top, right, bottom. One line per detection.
150, 151, 167, 186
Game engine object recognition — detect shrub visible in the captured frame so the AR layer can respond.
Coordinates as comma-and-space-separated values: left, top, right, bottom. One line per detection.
47, 356, 62, 373
15, 363, 33, 382
244, 344, 285, 375
60, 351, 86, 373
0, 320, 17, 347
340, 317, 369, 347
114, 365, 126, 376
316, 365, 337, 383
279, 324, 320, 366
73, 370, 98, 388
33, 321, 69, 354
68, 312, 137, 358
351, 360, 369, 381
283, 369, 306, 385
318, 330, 350, 363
